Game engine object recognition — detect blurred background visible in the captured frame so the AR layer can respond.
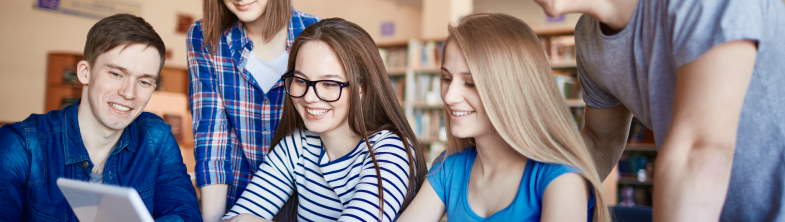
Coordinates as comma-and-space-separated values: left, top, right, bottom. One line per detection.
4, 0, 737, 211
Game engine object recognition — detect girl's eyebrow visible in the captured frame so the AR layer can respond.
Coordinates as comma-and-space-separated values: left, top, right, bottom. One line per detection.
441, 67, 471, 76
292, 70, 345, 81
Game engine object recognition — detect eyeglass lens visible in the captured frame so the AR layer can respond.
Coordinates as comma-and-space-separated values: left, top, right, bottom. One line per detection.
284, 76, 343, 101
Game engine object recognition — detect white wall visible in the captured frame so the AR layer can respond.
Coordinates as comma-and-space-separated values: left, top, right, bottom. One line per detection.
293, 0, 422, 44
0, 0, 202, 122
0, 0, 422, 122
473, 0, 581, 33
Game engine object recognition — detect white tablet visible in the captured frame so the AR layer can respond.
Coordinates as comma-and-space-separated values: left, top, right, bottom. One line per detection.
56, 178, 154, 222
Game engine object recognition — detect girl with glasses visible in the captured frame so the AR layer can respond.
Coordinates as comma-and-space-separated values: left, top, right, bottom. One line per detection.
187, 0, 318, 221
398, 13, 610, 222
221, 18, 427, 222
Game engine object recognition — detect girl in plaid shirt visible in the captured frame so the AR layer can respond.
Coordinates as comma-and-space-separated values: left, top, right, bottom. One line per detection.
186, 0, 318, 221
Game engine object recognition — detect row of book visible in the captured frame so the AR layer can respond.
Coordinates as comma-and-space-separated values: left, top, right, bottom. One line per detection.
417, 41, 444, 69
617, 153, 654, 180
413, 74, 443, 105
412, 109, 446, 143
628, 119, 656, 144
539, 35, 576, 62
389, 76, 405, 105
618, 186, 652, 207
378, 46, 408, 69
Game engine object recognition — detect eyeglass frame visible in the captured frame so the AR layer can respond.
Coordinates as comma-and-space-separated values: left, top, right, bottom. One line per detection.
281, 71, 351, 102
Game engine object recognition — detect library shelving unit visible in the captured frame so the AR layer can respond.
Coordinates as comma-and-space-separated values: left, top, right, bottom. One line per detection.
616, 119, 657, 207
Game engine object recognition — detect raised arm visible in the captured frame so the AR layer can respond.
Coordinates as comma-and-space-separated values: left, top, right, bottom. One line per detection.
186, 23, 233, 222
581, 104, 633, 179
654, 40, 756, 221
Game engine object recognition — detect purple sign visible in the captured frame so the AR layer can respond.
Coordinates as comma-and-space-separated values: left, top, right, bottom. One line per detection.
381, 22, 395, 36
38, 0, 60, 10
546, 14, 565, 23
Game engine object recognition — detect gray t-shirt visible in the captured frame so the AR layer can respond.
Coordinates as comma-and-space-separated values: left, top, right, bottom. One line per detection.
575, 0, 785, 220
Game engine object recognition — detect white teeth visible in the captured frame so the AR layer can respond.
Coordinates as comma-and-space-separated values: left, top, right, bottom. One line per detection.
306, 108, 329, 116
452, 111, 474, 116
111, 103, 130, 111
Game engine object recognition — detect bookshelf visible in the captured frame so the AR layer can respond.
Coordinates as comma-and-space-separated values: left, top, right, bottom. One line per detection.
616, 119, 657, 207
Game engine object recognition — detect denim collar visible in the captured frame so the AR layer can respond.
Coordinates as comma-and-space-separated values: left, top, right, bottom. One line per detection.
61, 99, 134, 165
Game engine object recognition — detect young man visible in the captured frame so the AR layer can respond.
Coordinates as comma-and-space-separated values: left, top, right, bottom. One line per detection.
0, 14, 201, 221
533, 0, 785, 221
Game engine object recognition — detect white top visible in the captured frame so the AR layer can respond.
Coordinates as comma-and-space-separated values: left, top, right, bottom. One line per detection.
244, 51, 289, 94
223, 128, 414, 222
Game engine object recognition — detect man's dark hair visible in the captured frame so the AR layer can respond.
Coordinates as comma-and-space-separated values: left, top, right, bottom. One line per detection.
84, 14, 166, 71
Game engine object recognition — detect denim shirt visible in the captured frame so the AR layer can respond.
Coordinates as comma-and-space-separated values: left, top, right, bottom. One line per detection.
0, 100, 202, 222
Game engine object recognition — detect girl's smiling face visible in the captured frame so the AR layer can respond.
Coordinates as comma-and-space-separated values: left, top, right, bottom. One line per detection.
291, 40, 353, 136
441, 41, 494, 139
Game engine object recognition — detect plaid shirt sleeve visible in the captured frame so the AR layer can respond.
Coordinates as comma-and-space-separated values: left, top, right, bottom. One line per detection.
187, 22, 233, 187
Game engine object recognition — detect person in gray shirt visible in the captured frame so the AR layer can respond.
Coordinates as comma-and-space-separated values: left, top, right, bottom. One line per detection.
533, 0, 785, 221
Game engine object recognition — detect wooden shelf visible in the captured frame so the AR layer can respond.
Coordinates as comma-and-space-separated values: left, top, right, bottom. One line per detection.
414, 67, 441, 73
534, 27, 575, 36
376, 40, 409, 48
625, 143, 657, 152
412, 102, 444, 109
49, 83, 83, 88
618, 177, 653, 186
549, 60, 577, 69
418, 138, 446, 144
386, 67, 407, 76
566, 99, 585, 107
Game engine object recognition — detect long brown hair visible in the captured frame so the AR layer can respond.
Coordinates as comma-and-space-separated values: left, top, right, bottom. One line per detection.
442, 13, 611, 222
201, 0, 292, 53
272, 18, 427, 221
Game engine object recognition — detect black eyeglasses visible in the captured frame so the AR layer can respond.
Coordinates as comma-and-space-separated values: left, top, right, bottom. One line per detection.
282, 72, 350, 102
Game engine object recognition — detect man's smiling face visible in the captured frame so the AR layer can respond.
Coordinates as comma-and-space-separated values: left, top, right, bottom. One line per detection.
78, 43, 161, 131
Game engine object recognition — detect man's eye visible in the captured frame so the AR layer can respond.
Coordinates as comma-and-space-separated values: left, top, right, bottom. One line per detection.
110, 72, 122, 78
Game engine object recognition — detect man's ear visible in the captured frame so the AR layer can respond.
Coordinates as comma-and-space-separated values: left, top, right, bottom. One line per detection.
76, 60, 91, 85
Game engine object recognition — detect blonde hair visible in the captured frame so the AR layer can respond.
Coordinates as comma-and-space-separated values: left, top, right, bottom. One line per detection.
442, 13, 610, 222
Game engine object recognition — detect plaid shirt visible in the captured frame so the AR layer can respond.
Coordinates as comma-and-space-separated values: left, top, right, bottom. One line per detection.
186, 9, 319, 210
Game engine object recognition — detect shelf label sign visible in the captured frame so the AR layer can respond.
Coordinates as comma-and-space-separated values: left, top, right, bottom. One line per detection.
381, 22, 395, 36
546, 14, 565, 23
33, 0, 142, 19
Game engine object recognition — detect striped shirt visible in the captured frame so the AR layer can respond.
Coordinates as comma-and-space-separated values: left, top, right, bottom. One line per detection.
223, 129, 414, 222
186, 9, 319, 209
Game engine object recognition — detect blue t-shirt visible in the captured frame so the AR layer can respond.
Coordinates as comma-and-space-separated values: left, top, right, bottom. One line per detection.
427, 148, 595, 221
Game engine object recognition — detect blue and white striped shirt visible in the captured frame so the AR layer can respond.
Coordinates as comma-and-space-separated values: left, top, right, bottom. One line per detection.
223, 128, 414, 222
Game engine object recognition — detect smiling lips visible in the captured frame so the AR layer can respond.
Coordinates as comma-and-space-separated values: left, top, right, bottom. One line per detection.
109, 102, 132, 112
451, 111, 475, 116
307, 108, 329, 116
234, 1, 256, 10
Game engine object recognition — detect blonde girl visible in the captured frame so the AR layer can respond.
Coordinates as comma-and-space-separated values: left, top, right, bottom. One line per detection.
398, 13, 610, 222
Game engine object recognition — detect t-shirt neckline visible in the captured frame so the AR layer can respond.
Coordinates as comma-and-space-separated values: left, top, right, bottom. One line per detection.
461, 148, 535, 220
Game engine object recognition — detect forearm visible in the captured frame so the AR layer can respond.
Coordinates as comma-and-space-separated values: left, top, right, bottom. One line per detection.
653, 138, 734, 222
581, 122, 629, 180
201, 184, 229, 222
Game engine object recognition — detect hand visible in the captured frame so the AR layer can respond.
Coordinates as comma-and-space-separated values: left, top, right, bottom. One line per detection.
221, 214, 271, 222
